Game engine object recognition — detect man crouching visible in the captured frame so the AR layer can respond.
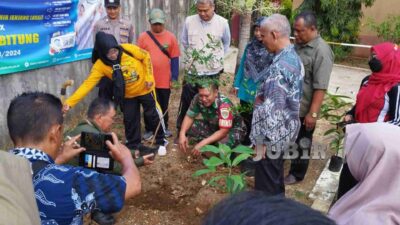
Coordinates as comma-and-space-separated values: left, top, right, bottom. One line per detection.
179, 83, 246, 155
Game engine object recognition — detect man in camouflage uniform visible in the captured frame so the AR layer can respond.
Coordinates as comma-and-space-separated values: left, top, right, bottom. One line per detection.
179, 83, 246, 155
93, 0, 135, 100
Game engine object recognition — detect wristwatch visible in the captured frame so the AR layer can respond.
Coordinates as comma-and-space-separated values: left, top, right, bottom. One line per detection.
310, 112, 318, 118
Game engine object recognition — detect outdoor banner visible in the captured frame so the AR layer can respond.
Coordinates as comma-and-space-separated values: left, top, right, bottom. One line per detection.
0, 0, 106, 75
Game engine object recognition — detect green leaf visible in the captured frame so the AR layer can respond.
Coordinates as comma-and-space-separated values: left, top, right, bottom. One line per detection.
204, 156, 224, 167
200, 145, 220, 154
230, 175, 245, 193
208, 175, 225, 187
219, 144, 231, 154
192, 169, 214, 177
232, 153, 251, 166
324, 128, 339, 136
232, 145, 254, 154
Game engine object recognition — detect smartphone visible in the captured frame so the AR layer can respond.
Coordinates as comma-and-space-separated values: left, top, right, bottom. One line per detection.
79, 132, 114, 172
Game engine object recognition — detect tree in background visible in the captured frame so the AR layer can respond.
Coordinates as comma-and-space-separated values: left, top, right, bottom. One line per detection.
215, 0, 291, 65
367, 15, 400, 44
296, 0, 375, 59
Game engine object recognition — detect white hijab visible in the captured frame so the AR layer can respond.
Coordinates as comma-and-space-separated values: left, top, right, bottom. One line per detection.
328, 123, 400, 225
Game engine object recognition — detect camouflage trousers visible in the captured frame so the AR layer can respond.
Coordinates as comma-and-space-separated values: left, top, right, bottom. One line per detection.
187, 119, 247, 148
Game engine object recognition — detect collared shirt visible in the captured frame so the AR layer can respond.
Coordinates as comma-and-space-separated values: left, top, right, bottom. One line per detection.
93, 16, 135, 44
181, 13, 231, 54
187, 94, 236, 130
11, 148, 126, 225
250, 44, 304, 152
295, 36, 334, 117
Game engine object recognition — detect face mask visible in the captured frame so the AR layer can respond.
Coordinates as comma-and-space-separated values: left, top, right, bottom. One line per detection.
368, 57, 383, 72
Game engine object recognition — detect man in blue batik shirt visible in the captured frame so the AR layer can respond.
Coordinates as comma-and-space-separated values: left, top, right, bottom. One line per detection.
249, 14, 304, 196
8, 92, 141, 225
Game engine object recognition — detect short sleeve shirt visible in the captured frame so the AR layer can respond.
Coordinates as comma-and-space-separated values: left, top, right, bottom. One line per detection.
137, 30, 180, 88
11, 148, 126, 225
94, 17, 135, 44
186, 94, 235, 130
295, 36, 334, 117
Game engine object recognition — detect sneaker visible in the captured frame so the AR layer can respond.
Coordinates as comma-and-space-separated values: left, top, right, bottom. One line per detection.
143, 131, 154, 141
284, 174, 301, 185
91, 211, 115, 225
158, 145, 167, 156
164, 129, 173, 138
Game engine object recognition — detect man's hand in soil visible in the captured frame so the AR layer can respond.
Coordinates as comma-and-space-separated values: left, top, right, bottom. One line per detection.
179, 134, 189, 153
192, 145, 201, 156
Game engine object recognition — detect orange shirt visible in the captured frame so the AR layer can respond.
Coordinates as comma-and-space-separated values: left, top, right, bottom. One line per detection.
137, 30, 180, 89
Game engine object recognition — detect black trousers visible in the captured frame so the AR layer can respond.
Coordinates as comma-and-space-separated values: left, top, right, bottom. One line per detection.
98, 77, 114, 100
123, 93, 165, 150
176, 73, 220, 133
155, 88, 171, 130
255, 152, 285, 196
288, 117, 315, 181
239, 100, 253, 146
144, 89, 170, 131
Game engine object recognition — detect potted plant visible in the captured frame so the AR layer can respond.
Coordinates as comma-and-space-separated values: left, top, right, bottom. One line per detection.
319, 92, 353, 172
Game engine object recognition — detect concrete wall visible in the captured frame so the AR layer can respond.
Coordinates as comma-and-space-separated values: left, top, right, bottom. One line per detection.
0, 0, 190, 148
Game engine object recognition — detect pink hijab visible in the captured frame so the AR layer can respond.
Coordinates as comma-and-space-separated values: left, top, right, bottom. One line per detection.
328, 123, 400, 225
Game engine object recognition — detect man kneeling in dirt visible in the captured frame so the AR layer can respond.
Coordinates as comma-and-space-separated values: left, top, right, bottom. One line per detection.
179, 83, 246, 155
67, 97, 154, 224
8, 92, 141, 225
67, 97, 155, 168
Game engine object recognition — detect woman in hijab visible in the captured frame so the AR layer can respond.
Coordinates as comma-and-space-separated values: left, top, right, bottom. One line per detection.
344, 42, 400, 124
337, 42, 400, 199
64, 32, 166, 152
329, 123, 400, 225
232, 16, 273, 147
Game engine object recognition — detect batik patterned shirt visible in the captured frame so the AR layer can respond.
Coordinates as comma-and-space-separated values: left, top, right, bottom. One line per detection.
11, 148, 126, 225
250, 44, 304, 152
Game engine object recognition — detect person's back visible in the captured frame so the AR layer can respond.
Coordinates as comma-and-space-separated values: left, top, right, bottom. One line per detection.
329, 123, 400, 225
9, 150, 126, 224
0, 151, 41, 225
203, 191, 336, 225
8, 92, 141, 225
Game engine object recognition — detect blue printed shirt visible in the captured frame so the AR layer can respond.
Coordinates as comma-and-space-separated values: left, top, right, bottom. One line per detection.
11, 148, 126, 225
250, 45, 304, 152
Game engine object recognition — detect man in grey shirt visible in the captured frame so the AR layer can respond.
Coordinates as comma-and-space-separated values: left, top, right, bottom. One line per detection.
285, 11, 334, 185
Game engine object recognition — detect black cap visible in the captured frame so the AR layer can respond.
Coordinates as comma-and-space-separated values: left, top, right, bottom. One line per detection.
104, 0, 120, 7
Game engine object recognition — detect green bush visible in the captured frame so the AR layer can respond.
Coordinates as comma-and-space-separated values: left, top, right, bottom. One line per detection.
319, 92, 353, 155
297, 0, 375, 60
367, 15, 400, 43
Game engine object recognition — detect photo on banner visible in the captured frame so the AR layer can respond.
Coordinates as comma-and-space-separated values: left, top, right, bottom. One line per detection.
0, 0, 105, 75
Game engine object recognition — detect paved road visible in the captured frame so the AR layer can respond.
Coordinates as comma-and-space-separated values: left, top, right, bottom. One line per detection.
328, 64, 370, 101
